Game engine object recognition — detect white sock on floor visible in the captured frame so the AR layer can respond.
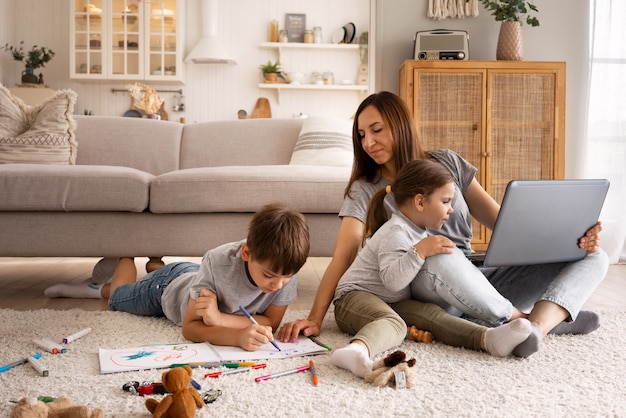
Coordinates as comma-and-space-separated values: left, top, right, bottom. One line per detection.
484, 318, 533, 357
44, 281, 105, 299
331, 342, 373, 378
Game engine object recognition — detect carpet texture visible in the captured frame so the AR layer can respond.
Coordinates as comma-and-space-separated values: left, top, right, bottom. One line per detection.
1, 308, 625, 417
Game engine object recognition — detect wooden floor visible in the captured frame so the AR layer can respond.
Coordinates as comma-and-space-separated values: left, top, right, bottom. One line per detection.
0, 257, 624, 312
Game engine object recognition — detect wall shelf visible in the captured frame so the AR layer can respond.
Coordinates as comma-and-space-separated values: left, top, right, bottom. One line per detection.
259, 83, 368, 103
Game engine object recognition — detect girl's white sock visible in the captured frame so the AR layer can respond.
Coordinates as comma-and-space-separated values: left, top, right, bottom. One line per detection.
331, 342, 373, 378
484, 318, 533, 357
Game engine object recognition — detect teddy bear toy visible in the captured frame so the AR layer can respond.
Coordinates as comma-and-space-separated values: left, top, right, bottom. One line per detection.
365, 350, 417, 389
145, 365, 204, 418
407, 325, 433, 344
10, 396, 103, 418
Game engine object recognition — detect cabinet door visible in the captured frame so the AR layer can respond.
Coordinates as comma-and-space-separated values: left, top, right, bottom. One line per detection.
487, 70, 563, 204
71, 0, 106, 79
109, 0, 142, 79
408, 68, 488, 245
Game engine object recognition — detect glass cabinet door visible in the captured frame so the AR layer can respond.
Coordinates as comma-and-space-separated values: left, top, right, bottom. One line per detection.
110, 0, 141, 78
72, 0, 105, 78
147, 0, 178, 79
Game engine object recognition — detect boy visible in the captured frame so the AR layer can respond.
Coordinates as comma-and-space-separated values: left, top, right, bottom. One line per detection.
47, 203, 310, 351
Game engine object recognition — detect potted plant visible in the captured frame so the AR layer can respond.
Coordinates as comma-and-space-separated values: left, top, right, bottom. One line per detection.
480, 0, 539, 60
2, 41, 56, 84
259, 60, 283, 83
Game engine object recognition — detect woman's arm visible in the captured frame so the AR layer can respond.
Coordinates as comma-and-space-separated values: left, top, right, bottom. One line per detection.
277, 216, 364, 342
463, 178, 500, 230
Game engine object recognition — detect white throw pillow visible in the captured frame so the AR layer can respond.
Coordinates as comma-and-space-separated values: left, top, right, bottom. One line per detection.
0, 84, 77, 164
289, 115, 353, 167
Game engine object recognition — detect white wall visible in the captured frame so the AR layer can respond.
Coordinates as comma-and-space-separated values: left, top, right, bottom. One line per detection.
1, 0, 589, 177
0, 0, 369, 122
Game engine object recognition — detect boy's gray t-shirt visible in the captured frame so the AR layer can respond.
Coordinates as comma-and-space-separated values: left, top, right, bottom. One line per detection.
161, 240, 297, 326
339, 149, 477, 249
334, 212, 427, 304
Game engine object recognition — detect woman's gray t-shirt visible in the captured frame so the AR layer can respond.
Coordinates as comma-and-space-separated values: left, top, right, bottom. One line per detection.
339, 149, 477, 249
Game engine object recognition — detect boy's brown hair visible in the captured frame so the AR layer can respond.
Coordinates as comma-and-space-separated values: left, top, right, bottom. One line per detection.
246, 202, 310, 275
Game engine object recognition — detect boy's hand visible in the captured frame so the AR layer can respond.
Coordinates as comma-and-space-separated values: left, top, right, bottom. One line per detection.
413, 236, 455, 259
239, 323, 276, 351
195, 288, 221, 327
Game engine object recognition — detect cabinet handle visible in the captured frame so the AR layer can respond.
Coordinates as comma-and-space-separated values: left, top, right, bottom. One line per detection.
483, 152, 490, 158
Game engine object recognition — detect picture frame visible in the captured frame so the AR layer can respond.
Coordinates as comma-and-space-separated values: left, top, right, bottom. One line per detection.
285, 13, 306, 43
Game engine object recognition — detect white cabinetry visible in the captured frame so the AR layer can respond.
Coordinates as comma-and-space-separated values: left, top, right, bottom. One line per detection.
70, 0, 184, 82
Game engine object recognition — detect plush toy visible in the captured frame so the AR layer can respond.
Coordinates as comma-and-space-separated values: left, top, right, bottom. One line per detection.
145, 366, 204, 418
365, 350, 417, 389
407, 325, 434, 344
10, 396, 103, 418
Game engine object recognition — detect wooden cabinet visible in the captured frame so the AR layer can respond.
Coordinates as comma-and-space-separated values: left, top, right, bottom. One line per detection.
399, 60, 566, 249
70, 0, 184, 82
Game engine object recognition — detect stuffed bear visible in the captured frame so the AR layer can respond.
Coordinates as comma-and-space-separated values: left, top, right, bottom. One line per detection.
365, 350, 417, 389
407, 325, 434, 344
10, 396, 103, 418
145, 366, 204, 418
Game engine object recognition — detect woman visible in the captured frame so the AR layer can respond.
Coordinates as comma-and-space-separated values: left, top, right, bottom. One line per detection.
278, 91, 608, 358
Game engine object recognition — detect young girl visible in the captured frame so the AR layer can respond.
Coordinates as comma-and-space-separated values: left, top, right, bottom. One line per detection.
330, 159, 532, 377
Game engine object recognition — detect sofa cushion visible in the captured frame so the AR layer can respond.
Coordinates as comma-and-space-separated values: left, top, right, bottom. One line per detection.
73, 115, 183, 175
150, 165, 350, 214
180, 118, 304, 169
0, 164, 153, 212
0, 85, 77, 165
289, 116, 354, 167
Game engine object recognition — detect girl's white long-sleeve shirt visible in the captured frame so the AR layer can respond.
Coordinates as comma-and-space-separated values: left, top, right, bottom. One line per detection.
334, 212, 426, 304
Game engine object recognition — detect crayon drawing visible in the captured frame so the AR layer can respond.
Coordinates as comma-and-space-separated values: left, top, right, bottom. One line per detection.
99, 336, 327, 374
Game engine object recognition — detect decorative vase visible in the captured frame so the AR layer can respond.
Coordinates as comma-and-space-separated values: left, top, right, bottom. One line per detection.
21, 68, 38, 84
496, 21, 523, 61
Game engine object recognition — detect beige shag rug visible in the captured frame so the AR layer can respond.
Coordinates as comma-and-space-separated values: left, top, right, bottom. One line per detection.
1, 308, 625, 417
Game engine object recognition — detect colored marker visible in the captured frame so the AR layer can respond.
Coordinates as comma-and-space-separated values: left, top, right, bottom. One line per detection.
255, 364, 311, 382
239, 305, 281, 352
0, 353, 43, 373
28, 357, 49, 377
190, 379, 201, 390
205, 363, 266, 379
223, 361, 257, 368
309, 336, 332, 351
63, 327, 92, 344
33, 338, 66, 354
309, 360, 319, 386
170, 361, 222, 369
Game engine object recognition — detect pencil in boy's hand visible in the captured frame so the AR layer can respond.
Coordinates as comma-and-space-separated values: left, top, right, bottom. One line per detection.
239, 305, 281, 351
309, 360, 319, 386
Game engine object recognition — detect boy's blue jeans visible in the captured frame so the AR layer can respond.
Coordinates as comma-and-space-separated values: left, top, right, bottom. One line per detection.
109, 262, 199, 316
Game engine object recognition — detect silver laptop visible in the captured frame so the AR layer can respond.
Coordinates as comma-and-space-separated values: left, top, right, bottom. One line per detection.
468, 179, 610, 267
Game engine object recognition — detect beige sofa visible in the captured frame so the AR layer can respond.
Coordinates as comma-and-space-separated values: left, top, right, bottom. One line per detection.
0, 116, 351, 260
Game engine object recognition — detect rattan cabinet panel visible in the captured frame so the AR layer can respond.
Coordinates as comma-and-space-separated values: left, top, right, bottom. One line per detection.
399, 60, 565, 249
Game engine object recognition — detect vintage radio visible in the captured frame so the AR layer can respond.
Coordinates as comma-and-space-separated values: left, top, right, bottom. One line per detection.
414, 29, 469, 60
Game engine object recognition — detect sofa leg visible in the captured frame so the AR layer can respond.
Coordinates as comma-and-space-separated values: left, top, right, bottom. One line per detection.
146, 257, 164, 273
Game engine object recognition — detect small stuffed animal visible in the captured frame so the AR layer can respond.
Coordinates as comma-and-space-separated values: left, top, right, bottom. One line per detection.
145, 366, 204, 418
407, 325, 434, 344
10, 396, 103, 418
365, 350, 417, 389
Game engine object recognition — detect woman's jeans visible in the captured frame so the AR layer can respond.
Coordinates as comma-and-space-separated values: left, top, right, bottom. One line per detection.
410, 247, 609, 325
109, 262, 199, 316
